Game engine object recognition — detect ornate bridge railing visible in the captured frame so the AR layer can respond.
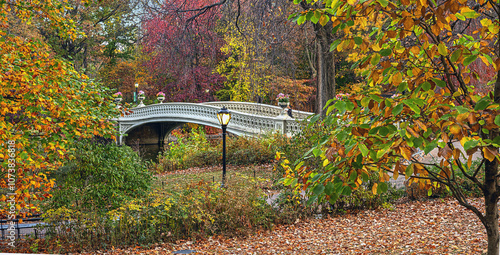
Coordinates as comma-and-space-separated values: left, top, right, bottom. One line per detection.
116, 101, 314, 144
202, 101, 313, 119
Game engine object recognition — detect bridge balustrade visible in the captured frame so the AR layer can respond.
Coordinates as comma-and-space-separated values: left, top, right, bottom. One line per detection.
115, 102, 314, 145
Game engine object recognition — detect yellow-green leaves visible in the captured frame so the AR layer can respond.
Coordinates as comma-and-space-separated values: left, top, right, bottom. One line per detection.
437, 42, 448, 56
371, 53, 381, 65
460, 7, 480, 19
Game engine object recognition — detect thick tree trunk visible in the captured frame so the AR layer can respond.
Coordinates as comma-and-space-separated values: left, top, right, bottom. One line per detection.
484, 68, 500, 254
314, 24, 336, 115
484, 186, 499, 255
485, 21, 500, 254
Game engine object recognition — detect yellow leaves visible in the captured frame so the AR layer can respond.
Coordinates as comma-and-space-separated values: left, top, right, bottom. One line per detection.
323, 158, 330, 167
372, 182, 378, 195
437, 42, 448, 56
449, 124, 462, 136
357, 17, 368, 29
460, 6, 479, 18
481, 18, 492, 27
483, 147, 498, 162
319, 15, 329, 26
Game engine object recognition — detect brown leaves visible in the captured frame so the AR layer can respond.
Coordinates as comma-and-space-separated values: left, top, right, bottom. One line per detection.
73, 198, 486, 255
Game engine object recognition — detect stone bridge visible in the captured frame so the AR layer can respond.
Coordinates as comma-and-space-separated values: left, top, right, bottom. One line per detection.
115, 101, 314, 147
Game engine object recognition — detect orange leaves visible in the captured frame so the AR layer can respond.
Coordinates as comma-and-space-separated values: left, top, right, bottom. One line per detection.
0, 32, 117, 217
406, 126, 420, 138
449, 124, 462, 136
483, 147, 498, 162
401, 147, 413, 161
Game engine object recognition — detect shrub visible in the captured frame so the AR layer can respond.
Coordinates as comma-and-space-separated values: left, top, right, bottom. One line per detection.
41, 173, 278, 251
405, 159, 484, 200
46, 140, 153, 214
153, 128, 284, 172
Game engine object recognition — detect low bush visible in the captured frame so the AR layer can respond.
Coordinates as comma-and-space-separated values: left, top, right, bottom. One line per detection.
153, 127, 284, 172
41, 173, 279, 251
405, 160, 484, 200
46, 140, 153, 214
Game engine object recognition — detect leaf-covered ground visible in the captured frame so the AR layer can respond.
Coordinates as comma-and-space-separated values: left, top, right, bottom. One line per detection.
89, 198, 488, 254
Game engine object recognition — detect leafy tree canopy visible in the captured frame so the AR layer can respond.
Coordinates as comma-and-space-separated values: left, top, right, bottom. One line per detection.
283, 0, 500, 253
0, 0, 118, 216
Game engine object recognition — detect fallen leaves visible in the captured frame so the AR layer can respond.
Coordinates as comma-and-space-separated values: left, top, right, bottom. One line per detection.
84, 198, 487, 254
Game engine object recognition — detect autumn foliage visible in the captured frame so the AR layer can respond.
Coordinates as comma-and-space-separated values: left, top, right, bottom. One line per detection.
0, 0, 117, 217
141, 0, 225, 102
285, 0, 500, 253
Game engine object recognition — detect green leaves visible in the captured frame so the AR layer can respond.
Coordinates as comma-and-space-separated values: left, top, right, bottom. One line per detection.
359, 143, 369, 157
450, 49, 462, 62
432, 78, 446, 88
495, 115, 500, 126
380, 49, 392, 57
377, 0, 389, 7
474, 97, 490, 111
392, 103, 404, 116
313, 183, 325, 195
371, 53, 381, 65
354, 37, 363, 45
377, 182, 388, 194
463, 55, 477, 67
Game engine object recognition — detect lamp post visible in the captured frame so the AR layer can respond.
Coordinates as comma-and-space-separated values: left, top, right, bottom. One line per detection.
134, 83, 139, 103
217, 106, 231, 187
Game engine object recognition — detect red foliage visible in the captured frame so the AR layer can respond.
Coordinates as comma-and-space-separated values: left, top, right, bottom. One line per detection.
141, 0, 226, 102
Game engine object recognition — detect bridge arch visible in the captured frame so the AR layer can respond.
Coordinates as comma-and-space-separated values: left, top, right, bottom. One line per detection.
116, 102, 314, 146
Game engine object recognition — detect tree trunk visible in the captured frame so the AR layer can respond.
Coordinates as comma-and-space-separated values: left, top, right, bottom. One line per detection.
485, 20, 500, 254
299, 2, 336, 115
484, 186, 499, 255
314, 24, 336, 115
483, 68, 500, 255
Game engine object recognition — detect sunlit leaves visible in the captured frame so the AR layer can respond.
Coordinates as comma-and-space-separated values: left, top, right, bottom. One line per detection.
289, 1, 500, 240
0, 3, 118, 216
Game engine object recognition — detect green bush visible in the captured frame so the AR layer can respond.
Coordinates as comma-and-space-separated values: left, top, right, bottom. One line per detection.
272, 119, 333, 182
46, 140, 153, 214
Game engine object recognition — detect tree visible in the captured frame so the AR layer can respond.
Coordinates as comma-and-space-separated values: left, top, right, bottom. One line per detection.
141, 0, 225, 102
141, 0, 322, 110
281, 0, 500, 254
215, 21, 272, 101
0, 0, 118, 217
38, 0, 140, 77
